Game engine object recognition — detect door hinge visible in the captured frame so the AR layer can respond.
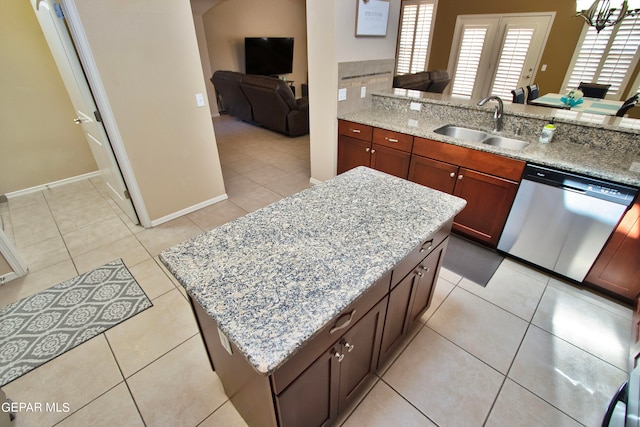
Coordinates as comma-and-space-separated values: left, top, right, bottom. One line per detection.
94, 110, 102, 122
124, 190, 131, 200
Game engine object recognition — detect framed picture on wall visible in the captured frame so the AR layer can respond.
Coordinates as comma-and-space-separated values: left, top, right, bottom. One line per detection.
355, 0, 390, 37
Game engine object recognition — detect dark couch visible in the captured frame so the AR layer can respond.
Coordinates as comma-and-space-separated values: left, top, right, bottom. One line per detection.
211, 71, 309, 137
392, 69, 451, 94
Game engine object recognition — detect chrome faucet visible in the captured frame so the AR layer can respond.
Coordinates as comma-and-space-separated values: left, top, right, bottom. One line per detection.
477, 95, 504, 132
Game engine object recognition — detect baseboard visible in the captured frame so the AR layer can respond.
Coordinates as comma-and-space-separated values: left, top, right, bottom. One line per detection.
5, 171, 102, 199
1, 272, 21, 285
149, 193, 229, 227
309, 177, 323, 186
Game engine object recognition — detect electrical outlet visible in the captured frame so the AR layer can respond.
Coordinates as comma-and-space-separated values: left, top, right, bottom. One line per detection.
338, 88, 347, 101
361, 86, 366, 98
410, 102, 421, 111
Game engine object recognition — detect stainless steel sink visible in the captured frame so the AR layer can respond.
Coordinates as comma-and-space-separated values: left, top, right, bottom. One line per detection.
433, 124, 530, 151
482, 136, 530, 151
433, 125, 487, 142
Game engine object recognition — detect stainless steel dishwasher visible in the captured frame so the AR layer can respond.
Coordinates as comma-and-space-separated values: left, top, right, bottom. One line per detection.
498, 164, 638, 282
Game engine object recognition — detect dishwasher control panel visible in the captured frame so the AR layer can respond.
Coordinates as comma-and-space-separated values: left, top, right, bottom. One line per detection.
525, 164, 638, 206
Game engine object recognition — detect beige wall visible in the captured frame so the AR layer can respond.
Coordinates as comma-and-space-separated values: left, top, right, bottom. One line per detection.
0, 0, 97, 195
72, 0, 226, 222
202, 0, 308, 96
307, 1, 401, 182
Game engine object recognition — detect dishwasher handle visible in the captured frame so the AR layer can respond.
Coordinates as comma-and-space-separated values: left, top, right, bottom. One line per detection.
602, 381, 628, 427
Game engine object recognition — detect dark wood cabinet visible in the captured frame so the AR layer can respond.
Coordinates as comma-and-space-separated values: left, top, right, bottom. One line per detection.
452, 168, 519, 246
585, 198, 640, 303
409, 137, 524, 247
379, 238, 448, 366
274, 297, 387, 427
338, 120, 412, 179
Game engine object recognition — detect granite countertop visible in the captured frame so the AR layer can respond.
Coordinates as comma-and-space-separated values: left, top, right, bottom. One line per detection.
159, 167, 466, 375
339, 107, 640, 187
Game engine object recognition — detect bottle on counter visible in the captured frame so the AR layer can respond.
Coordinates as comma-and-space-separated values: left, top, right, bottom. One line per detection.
539, 120, 556, 144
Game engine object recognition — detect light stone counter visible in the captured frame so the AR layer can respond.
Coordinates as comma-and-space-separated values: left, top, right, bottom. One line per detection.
339, 90, 640, 187
159, 167, 466, 374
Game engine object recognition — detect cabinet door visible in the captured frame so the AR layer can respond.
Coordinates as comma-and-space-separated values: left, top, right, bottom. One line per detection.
408, 155, 458, 194
276, 344, 340, 427
408, 239, 447, 324
337, 135, 371, 174
338, 298, 387, 410
370, 144, 411, 179
378, 271, 417, 367
585, 199, 640, 301
453, 168, 519, 247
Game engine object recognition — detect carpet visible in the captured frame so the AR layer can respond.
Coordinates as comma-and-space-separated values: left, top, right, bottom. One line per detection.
0, 259, 152, 386
443, 234, 504, 287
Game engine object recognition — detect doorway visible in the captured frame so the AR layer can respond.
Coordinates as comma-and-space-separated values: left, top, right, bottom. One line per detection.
447, 13, 555, 100
30, 0, 138, 225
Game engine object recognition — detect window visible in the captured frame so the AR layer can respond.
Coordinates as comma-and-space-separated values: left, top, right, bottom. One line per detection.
395, 0, 437, 75
564, 15, 640, 98
450, 26, 489, 98
490, 28, 535, 99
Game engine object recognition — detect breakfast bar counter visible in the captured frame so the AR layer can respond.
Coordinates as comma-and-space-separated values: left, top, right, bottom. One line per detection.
159, 166, 465, 426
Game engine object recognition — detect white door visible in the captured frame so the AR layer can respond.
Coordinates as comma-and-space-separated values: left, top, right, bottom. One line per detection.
448, 13, 555, 101
30, 0, 138, 224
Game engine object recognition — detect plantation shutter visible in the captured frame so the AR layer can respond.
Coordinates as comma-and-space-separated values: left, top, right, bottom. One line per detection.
565, 15, 640, 97
450, 26, 488, 99
395, 0, 437, 75
490, 28, 534, 99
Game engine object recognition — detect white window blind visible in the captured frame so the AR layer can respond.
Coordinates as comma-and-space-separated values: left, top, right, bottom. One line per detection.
451, 26, 488, 99
395, 0, 436, 75
565, 15, 640, 97
491, 28, 534, 100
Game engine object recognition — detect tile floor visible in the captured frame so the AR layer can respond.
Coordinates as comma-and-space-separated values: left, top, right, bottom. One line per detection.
0, 115, 633, 427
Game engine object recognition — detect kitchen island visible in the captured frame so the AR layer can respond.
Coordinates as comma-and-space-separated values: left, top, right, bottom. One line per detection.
160, 167, 466, 427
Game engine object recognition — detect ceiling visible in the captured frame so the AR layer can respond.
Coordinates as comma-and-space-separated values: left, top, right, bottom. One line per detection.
190, 0, 223, 16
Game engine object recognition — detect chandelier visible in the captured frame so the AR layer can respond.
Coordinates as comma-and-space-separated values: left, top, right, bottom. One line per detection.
575, 0, 640, 32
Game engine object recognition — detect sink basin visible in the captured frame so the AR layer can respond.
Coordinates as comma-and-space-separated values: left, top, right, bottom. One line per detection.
433, 124, 530, 151
433, 125, 487, 142
482, 136, 530, 151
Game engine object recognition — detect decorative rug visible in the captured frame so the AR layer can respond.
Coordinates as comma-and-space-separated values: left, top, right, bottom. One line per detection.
0, 259, 152, 386
443, 234, 504, 287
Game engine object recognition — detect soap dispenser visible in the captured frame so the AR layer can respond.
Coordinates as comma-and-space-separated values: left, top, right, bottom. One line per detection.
539, 119, 556, 144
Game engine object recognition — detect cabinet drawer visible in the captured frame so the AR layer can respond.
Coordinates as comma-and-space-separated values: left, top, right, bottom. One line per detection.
413, 137, 525, 181
391, 221, 451, 290
373, 128, 413, 153
271, 271, 390, 394
338, 120, 373, 142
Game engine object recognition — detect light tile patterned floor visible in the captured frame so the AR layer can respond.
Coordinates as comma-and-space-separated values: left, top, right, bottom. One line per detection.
0, 115, 632, 426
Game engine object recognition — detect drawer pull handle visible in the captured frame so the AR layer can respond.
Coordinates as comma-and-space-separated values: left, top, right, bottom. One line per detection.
371, 149, 376, 154
330, 309, 356, 334
333, 350, 344, 362
385, 137, 399, 143
458, 174, 464, 180
365, 147, 370, 152
450, 172, 456, 178
341, 339, 355, 352
419, 240, 434, 253
350, 129, 361, 134
416, 271, 424, 277
421, 266, 431, 273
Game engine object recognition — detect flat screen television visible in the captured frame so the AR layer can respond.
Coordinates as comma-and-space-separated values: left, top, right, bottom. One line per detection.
245, 37, 294, 76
